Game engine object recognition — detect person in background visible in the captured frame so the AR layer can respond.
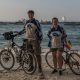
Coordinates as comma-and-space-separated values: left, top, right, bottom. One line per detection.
47, 17, 67, 75
19, 10, 44, 78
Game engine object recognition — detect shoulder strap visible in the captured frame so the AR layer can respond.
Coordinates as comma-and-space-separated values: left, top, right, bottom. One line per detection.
57, 26, 63, 33
35, 20, 41, 31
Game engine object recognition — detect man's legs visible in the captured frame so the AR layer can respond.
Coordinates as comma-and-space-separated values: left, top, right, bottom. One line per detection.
32, 41, 44, 79
36, 55, 43, 72
22, 40, 43, 72
32, 40, 43, 73
36, 55, 45, 79
23, 40, 34, 71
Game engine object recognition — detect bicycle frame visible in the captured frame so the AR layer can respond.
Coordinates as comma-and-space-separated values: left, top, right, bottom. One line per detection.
62, 50, 70, 64
6, 40, 20, 54
62, 49, 78, 64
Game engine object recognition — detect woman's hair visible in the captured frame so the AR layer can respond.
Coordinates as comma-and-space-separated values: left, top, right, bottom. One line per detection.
52, 17, 58, 22
27, 10, 34, 15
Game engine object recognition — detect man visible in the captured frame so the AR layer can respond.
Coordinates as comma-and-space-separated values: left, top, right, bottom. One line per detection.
19, 10, 44, 78
48, 17, 67, 75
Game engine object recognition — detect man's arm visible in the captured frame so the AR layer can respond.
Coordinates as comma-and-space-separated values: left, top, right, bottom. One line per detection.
18, 28, 25, 35
35, 20, 43, 41
18, 24, 26, 35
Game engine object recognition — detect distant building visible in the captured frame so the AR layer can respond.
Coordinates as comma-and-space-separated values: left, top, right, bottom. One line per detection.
40, 20, 51, 25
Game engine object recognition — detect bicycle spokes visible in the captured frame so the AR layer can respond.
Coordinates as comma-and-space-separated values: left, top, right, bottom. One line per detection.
0, 50, 15, 70
22, 51, 37, 74
69, 53, 80, 75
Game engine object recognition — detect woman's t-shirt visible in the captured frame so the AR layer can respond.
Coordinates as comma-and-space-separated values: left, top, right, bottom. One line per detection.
51, 31, 63, 48
47, 25, 67, 48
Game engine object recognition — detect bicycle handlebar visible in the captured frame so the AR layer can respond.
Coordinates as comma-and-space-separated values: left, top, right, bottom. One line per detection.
2, 31, 21, 40
10, 31, 21, 38
0, 31, 19, 35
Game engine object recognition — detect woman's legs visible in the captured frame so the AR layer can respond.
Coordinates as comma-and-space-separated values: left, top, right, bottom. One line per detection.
57, 49, 63, 75
57, 49, 63, 69
52, 51, 57, 69
51, 49, 58, 74
51, 48, 63, 75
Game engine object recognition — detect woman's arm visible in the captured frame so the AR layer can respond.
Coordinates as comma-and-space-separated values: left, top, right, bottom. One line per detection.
47, 29, 52, 40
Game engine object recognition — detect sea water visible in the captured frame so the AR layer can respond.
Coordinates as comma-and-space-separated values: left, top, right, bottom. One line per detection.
0, 24, 80, 50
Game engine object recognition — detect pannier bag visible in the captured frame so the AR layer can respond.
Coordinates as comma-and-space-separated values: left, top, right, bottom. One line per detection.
3, 31, 13, 40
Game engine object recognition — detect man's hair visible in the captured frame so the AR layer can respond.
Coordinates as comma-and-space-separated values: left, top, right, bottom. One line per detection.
52, 17, 58, 22
28, 10, 34, 15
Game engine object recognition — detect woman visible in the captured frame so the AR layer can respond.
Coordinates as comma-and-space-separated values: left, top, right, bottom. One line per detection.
48, 17, 67, 75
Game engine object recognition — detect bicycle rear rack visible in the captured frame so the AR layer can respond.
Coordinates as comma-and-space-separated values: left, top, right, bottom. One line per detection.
69, 49, 78, 53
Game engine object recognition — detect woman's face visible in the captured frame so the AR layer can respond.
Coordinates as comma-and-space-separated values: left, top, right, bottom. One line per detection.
52, 19, 58, 27
28, 13, 34, 20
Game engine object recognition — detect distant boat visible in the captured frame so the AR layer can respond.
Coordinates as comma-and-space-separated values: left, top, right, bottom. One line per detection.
0, 21, 24, 25
61, 17, 80, 25
64, 22, 80, 25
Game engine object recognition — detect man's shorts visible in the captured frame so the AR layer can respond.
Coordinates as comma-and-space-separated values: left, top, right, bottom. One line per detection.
50, 48, 64, 52
23, 39, 41, 55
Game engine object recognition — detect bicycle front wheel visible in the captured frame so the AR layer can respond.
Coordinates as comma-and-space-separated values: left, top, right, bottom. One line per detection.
21, 50, 37, 75
68, 53, 80, 75
0, 49, 15, 70
45, 50, 55, 69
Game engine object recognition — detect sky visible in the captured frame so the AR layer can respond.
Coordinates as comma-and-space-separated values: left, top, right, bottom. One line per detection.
0, 0, 80, 21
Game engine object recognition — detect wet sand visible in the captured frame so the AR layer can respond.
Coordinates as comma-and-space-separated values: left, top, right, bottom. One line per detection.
0, 49, 80, 80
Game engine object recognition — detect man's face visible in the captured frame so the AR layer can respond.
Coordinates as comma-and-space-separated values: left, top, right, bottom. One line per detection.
28, 13, 34, 20
52, 19, 58, 27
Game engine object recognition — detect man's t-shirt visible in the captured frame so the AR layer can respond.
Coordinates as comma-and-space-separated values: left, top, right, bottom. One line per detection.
19, 18, 43, 42
25, 23, 37, 40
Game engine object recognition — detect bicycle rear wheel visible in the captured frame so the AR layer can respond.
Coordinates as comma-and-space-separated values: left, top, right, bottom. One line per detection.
68, 53, 80, 75
45, 50, 68, 70
21, 50, 37, 75
0, 49, 15, 70
45, 50, 54, 69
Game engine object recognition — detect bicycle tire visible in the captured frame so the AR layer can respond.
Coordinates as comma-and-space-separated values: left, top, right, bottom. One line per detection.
68, 53, 80, 75
45, 50, 68, 69
0, 49, 15, 70
45, 50, 55, 69
21, 50, 37, 75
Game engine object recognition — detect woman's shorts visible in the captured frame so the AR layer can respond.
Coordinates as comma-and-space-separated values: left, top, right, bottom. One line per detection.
50, 48, 64, 52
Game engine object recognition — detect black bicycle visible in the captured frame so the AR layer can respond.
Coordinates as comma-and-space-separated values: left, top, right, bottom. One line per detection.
0, 31, 37, 74
45, 49, 80, 75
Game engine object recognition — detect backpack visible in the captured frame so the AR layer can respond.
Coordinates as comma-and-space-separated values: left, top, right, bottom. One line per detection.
48, 26, 64, 47
25, 23, 37, 40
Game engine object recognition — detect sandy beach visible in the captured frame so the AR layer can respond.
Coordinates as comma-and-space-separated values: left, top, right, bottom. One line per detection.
0, 49, 80, 80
